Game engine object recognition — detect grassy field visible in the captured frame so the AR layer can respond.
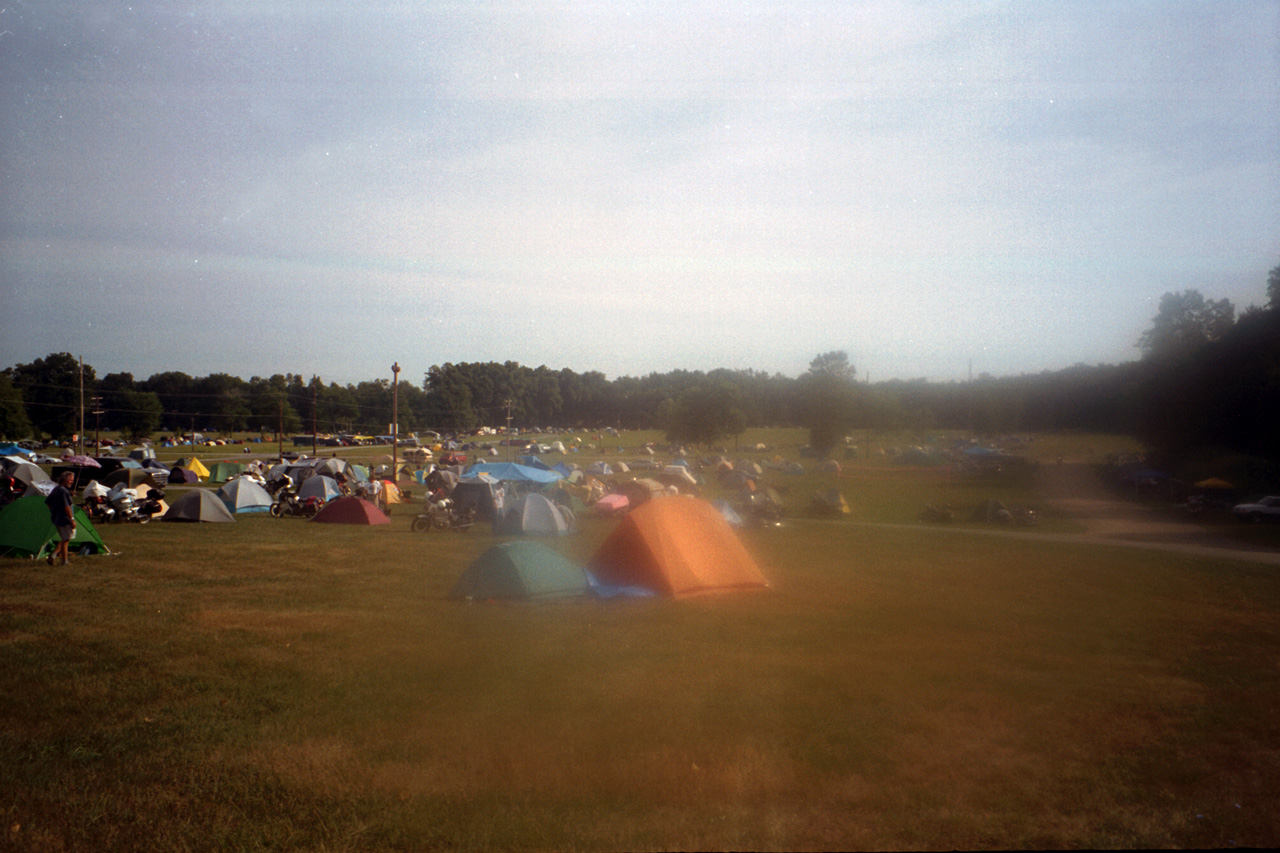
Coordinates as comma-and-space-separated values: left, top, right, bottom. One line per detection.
3, 461, 1280, 850
7, 429, 1277, 849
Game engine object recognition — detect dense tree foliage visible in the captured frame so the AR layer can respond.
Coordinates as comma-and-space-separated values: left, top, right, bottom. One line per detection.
3, 263, 1276, 471
6, 353, 92, 440
796, 351, 858, 453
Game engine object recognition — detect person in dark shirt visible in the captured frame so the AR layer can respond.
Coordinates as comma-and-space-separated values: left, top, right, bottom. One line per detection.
44, 471, 77, 566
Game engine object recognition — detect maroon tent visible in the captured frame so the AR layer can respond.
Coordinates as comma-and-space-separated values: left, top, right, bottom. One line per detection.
310, 495, 390, 525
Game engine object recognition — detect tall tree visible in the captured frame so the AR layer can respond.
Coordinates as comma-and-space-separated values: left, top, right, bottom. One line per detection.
9, 353, 93, 441
1137, 290, 1235, 359
1268, 262, 1280, 311
662, 382, 748, 448
0, 373, 34, 439
796, 351, 856, 454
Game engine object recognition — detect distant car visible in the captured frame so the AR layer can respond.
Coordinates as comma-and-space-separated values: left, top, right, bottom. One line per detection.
1233, 496, 1280, 523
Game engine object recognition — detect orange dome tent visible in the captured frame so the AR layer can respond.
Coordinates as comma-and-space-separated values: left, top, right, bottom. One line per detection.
587, 496, 769, 597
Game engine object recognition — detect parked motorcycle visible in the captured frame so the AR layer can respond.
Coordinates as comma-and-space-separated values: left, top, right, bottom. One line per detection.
411, 492, 475, 533
104, 485, 152, 523
270, 489, 323, 518
82, 494, 116, 523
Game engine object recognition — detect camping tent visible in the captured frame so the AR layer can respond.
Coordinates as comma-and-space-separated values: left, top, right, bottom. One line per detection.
311, 495, 390, 525
594, 493, 629, 517
4, 460, 53, 495
587, 496, 770, 597
0, 496, 108, 558
809, 489, 850, 517
207, 462, 244, 483
102, 468, 161, 489
163, 489, 236, 522
167, 467, 200, 484
216, 477, 274, 514
451, 480, 499, 521
298, 474, 342, 503
616, 477, 668, 508
173, 457, 211, 480
495, 492, 574, 536
449, 541, 588, 601
711, 499, 745, 527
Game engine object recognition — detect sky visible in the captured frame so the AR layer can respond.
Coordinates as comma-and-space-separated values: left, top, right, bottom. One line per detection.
2, 1, 1277, 387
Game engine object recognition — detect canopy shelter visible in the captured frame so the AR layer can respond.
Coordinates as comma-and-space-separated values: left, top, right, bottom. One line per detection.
464, 462, 564, 484
587, 496, 769, 597
0, 496, 108, 558
163, 489, 236, 522
449, 541, 589, 601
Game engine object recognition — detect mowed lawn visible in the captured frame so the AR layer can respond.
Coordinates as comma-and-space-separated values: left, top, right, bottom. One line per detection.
3, 501, 1279, 850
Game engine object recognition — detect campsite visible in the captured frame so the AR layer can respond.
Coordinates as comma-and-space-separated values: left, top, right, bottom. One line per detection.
3, 429, 1280, 850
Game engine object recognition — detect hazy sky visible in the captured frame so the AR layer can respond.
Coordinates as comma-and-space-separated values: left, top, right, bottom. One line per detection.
2, 1, 1277, 385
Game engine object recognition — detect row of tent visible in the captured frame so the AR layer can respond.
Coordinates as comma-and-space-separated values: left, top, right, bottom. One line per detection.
1, 479, 769, 601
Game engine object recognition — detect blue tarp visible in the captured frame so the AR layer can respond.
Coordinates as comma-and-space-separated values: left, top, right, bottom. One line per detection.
463, 462, 564, 484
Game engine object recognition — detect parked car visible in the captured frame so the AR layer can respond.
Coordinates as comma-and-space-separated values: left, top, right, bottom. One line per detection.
1232, 496, 1280, 523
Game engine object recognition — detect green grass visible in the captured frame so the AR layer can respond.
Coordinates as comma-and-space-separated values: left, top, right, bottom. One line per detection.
3, 495, 1280, 850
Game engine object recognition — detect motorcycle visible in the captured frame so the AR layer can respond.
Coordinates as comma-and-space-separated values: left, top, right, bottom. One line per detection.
105, 485, 151, 523
271, 489, 323, 518
137, 488, 167, 520
411, 491, 475, 533
82, 494, 116, 523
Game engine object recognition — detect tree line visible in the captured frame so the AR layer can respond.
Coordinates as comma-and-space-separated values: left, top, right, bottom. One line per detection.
3, 263, 1277, 467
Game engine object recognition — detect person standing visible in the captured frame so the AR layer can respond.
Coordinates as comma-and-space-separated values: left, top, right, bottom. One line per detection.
45, 471, 77, 566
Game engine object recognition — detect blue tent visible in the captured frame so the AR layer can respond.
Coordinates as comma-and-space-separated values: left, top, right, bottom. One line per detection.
463, 463, 563, 484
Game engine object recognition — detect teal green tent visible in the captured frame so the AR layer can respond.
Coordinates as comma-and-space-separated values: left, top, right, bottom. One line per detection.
449, 541, 588, 601
0, 496, 109, 559
207, 462, 244, 483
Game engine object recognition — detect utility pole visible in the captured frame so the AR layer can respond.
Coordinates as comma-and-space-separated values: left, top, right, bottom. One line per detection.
391, 362, 400, 478
78, 356, 85, 455
312, 382, 318, 458
277, 401, 284, 460
92, 395, 104, 452
505, 398, 513, 460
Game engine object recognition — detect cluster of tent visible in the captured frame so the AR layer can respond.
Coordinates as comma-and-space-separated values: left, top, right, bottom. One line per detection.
451, 496, 769, 601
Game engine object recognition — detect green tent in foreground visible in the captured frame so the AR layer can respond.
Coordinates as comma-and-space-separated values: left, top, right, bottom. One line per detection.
0, 495, 108, 559
449, 541, 588, 601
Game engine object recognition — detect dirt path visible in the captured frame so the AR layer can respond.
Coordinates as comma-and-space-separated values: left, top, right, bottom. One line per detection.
834, 463, 1280, 566
1031, 463, 1279, 563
